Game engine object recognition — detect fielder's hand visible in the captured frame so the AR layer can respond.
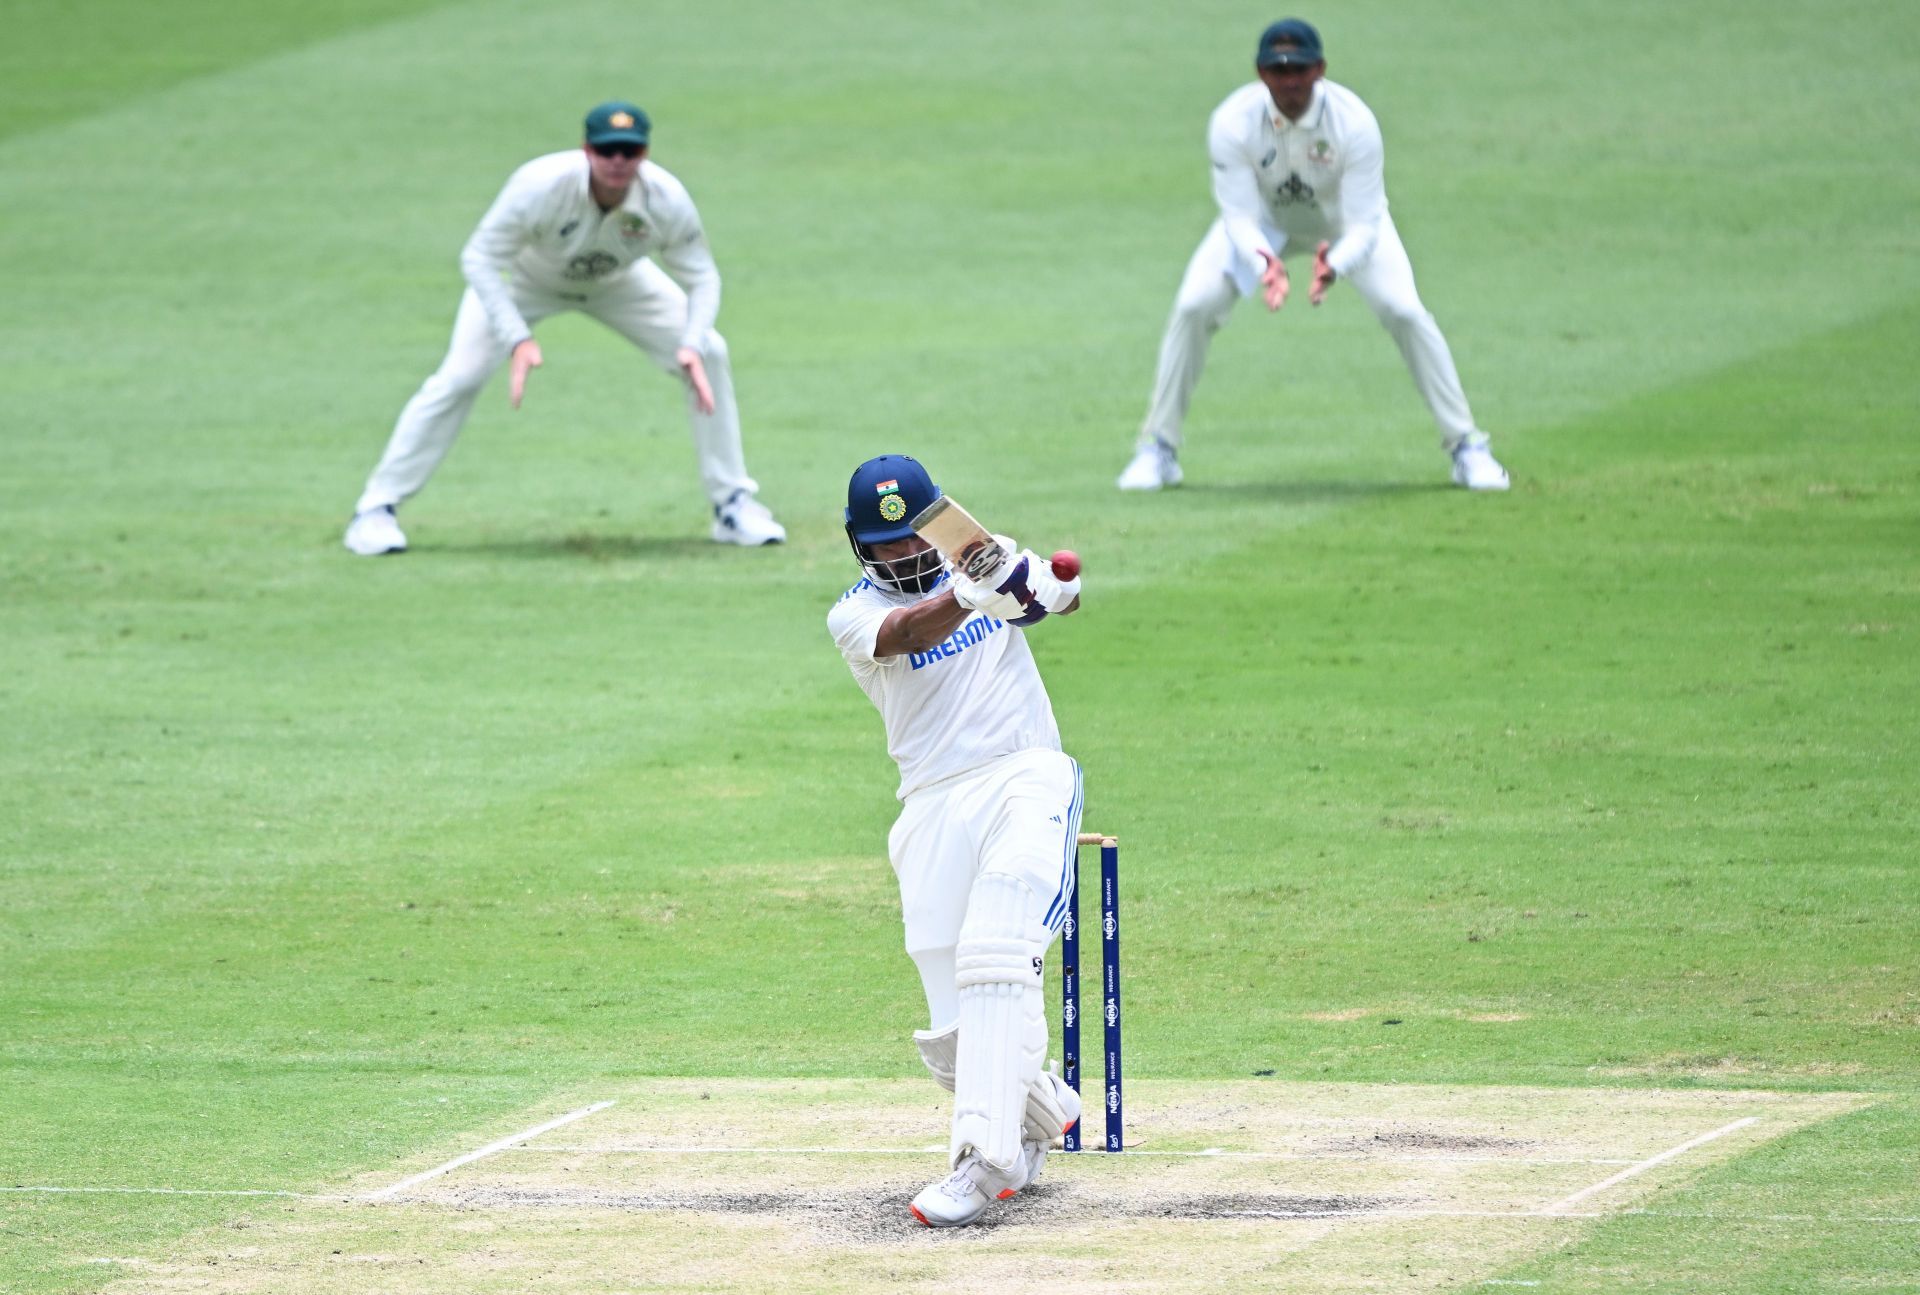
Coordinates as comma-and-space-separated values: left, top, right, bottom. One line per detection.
1309, 241, 1335, 306
1259, 250, 1289, 312
509, 338, 543, 408
676, 347, 716, 415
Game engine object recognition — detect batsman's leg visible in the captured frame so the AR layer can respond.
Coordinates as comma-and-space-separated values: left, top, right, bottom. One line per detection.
951, 870, 1049, 1174
949, 751, 1085, 1172
915, 1016, 1078, 1150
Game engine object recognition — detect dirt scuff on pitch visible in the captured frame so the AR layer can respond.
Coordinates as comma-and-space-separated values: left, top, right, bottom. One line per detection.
1318, 1127, 1539, 1154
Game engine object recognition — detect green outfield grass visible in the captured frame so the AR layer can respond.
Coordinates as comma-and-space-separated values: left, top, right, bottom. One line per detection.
2, 0, 1916, 1290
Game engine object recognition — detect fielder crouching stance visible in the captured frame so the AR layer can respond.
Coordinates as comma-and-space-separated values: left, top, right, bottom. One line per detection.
827, 454, 1085, 1227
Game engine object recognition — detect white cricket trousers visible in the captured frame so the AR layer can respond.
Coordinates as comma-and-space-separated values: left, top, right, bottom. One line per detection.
1139, 214, 1485, 453
355, 261, 757, 515
889, 749, 1084, 1029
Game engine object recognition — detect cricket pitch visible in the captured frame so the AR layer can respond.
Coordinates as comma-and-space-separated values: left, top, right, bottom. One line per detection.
92, 1078, 1868, 1293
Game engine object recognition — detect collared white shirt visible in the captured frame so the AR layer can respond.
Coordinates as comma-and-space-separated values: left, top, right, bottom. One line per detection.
458, 151, 720, 351
1207, 79, 1387, 279
828, 575, 1063, 801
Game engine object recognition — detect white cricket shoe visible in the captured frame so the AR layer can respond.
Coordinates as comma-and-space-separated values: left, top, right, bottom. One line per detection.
1013, 1137, 1049, 1191
343, 505, 407, 556
1450, 443, 1510, 491
711, 491, 787, 546
909, 1150, 1022, 1228
1117, 440, 1183, 492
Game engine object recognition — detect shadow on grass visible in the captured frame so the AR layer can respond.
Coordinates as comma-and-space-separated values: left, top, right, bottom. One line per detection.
430, 532, 722, 562
1172, 479, 1448, 503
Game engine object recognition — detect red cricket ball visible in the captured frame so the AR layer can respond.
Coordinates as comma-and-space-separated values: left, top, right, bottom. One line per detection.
1049, 549, 1081, 580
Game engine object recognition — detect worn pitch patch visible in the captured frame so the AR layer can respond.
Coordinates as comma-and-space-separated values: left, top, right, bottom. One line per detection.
89, 1079, 1868, 1295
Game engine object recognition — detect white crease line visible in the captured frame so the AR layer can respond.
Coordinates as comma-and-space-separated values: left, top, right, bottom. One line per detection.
515, 1144, 1637, 1165
1536, 1117, 1759, 1215
364, 1100, 616, 1202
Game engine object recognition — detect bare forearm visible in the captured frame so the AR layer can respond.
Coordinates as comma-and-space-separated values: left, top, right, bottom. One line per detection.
875, 591, 972, 657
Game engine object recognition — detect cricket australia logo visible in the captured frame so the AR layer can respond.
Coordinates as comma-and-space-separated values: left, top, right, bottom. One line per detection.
1308, 138, 1335, 166
563, 250, 620, 280
619, 213, 649, 241
1274, 170, 1317, 207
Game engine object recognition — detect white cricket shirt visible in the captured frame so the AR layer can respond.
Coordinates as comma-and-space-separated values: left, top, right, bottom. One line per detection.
458, 152, 720, 351
828, 575, 1063, 801
1208, 79, 1388, 280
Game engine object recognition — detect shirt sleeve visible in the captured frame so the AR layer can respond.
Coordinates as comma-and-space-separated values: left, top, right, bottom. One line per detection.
458, 165, 539, 349
828, 593, 892, 676
652, 188, 723, 351
1209, 108, 1277, 267
1326, 111, 1386, 278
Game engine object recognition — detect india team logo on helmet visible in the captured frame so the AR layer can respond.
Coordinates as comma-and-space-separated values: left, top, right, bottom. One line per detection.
845, 454, 945, 594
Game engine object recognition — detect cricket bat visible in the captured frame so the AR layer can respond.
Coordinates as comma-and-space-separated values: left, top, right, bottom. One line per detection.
909, 496, 1007, 583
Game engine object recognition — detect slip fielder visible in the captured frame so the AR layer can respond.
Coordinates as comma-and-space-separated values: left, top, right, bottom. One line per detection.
343, 100, 785, 555
827, 454, 1085, 1227
1119, 18, 1511, 492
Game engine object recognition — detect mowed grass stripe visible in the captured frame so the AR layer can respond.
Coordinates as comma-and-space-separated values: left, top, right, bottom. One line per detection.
8, 305, 1911, 1122
1490, 1100, 1920, 1292
0, 0, 457, 142
3, 1, 1918, 1291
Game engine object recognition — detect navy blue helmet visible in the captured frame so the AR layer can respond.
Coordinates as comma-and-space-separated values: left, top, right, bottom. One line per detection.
845, 454, 946, 594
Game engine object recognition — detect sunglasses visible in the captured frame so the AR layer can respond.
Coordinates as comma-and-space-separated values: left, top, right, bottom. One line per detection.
591, 142, 642, 159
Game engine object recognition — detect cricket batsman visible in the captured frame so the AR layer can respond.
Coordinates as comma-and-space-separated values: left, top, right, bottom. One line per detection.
827, 454, 1086, 1227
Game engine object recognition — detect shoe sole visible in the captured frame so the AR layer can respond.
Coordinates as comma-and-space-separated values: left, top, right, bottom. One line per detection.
909, 1187, 1016, 1229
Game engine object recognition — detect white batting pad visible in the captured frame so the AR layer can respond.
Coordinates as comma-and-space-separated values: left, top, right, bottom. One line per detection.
950, 872, 1048, 1172
1023, 1063, 1082, 1143
952, 983, 1046, 1171
914, 1023, 959, 1093
953, 871, 1046, 993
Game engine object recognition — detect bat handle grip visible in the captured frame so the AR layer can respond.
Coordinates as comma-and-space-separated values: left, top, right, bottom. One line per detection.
962, 544, 1006, 582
